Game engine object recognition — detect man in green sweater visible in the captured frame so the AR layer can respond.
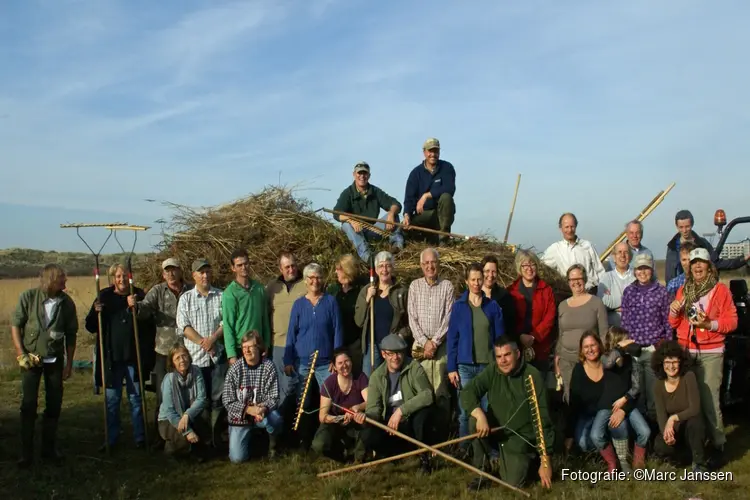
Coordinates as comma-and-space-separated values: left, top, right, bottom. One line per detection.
11, 264, 78, 468
333, 161, 404, 262
461, 336, 554, 491
222, 249, 271, 364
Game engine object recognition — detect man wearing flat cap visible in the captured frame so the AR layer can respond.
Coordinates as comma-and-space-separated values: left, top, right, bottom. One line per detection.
132, 257, 192, 447
665, 209, 749, 283
403, 138, 456, 246
333, 161, 404, 263
176, 259, 226, 446
361, 333, 436, 473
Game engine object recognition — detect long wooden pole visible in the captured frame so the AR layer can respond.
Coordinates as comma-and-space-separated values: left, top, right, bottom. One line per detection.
317, 427, 501, 478
329, 403, 530, 497
369, 264, 375, 368
599, 182, 676, 261
503, 174, 521, 244
322, 208, 471, 240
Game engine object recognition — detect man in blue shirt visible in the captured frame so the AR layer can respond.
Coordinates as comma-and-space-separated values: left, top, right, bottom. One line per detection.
403, 138, 456, 246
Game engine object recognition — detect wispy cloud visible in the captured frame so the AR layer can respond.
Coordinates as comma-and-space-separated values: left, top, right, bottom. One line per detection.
2, 0, 749, 253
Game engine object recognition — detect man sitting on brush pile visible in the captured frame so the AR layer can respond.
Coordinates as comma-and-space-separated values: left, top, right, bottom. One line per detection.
403, 137, 456, 246
333, 161, 404, 263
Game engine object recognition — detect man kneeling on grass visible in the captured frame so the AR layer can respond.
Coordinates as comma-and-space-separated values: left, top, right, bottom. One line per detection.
158, 344, 210, 460
461, 336, 554, 491
222, 331, 282, 463
361, 333, 435, 473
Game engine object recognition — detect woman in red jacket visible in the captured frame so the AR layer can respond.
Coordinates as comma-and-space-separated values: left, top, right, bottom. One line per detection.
508, 249, 556, 375
668, 248, 738, 467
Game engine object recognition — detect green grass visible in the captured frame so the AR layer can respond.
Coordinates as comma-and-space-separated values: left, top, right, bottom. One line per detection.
2, 370, 750, 500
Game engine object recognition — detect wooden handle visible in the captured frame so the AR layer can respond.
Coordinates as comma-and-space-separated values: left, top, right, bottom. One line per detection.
293, 350, 319, 431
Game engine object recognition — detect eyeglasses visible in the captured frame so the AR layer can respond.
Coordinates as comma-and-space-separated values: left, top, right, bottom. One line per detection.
568, 278, 584, 283
521, 264, 537, 270
306, 276, 321, 281
663, 360, 680, 366
242, 345, 259, 352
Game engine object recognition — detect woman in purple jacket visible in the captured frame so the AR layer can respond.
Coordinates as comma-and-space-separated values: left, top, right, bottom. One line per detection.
620, 253, 672, 420
446, 263, 505, 447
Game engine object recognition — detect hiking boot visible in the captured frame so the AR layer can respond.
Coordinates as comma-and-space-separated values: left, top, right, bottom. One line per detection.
268, 435, 278, 459
419, 455, 432, 475
19, 414, 35, 469
467, 477, 492, 491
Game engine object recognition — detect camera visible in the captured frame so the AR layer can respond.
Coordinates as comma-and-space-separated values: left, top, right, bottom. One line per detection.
688, 305, 699, 321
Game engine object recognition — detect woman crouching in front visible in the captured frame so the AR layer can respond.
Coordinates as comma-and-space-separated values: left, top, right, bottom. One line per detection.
158, 343, 210, 460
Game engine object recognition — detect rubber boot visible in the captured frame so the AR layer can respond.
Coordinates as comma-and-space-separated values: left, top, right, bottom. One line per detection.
612, 439, 631, 473
599, 443, 619, 473
18, 414, 35, 469
41, 416, 64, 465
268, 434, 278, 459
633, 444, 647, 470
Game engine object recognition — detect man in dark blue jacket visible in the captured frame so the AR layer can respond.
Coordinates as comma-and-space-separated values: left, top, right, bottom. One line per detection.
664, 209, 748, 283
403, 138, 456, 245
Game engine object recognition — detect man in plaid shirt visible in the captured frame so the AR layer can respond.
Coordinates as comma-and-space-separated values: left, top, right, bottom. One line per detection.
222, 330, 282, 462
176, 259, 226, 447
407, 248, 454, 433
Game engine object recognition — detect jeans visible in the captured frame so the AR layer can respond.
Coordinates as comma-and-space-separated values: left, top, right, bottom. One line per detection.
199, 360, 228, 412
106, 362, 145, 446
271, 346, 293, 401
575, 409, 629, 451
456, 364, 488, 445
293, 360, 331, 406
362, 342, 385, 377
628, 408, 652, 447
227, 410, 283, 463
634, 347, 657, 418
341, 220, 404, 263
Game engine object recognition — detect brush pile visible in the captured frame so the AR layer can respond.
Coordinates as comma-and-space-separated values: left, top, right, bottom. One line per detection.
138, 186, 570, 298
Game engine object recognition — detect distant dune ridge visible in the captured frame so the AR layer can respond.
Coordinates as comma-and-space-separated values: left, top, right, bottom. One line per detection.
0, 248, 150, 279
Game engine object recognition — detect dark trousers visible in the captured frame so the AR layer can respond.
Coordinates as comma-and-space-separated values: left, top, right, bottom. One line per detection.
360, 406, 432, 456
469, 415, 536, 487
20, 358, 64, 458
152, 354, 168, 440
408, 193, 455, 243
653, 415, 707, 466
199, 359, 228, 447
311, 422, 366, 461
158, 415, 211, 457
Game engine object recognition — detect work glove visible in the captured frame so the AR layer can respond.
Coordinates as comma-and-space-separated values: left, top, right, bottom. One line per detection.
17, 353, 42, 369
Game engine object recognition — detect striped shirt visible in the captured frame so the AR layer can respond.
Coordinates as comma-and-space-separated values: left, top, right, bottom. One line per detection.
176, 286, 223, 368
407, 277, 454, 347
221, 358, 280, 426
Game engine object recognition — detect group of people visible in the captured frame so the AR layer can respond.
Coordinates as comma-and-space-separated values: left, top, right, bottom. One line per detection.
9, 165, 749, 492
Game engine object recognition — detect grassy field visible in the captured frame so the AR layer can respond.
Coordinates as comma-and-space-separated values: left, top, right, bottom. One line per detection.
1, 269, 749, 499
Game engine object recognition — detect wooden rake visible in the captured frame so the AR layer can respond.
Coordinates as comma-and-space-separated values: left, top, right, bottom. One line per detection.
60, 222, 127, 455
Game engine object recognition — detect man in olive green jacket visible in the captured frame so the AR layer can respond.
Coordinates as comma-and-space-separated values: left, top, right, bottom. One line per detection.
11, 264, 78, 468
361, 334, 434, 473
461, 336, 554, 491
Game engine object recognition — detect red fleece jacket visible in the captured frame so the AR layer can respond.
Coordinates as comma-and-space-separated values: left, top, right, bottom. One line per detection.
669, 283, 737, 351
508, 278, 556, 361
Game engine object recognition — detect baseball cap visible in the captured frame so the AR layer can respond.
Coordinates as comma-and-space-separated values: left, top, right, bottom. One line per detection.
689, 248, 711, 262
354, 162, 370, 174
191, 259, 211, 273
633, 254, 653, 269
422, 137, 440, 150
161, 258, 180, 270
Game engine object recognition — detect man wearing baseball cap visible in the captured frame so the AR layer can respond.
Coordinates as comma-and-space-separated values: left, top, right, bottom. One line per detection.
665, 209, 749, 283
133, 257, 192, 448
402, 137, 456, 246
333, 161, 404, 263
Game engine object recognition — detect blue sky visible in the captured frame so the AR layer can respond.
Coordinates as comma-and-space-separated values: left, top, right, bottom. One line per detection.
1, 0, 749, 257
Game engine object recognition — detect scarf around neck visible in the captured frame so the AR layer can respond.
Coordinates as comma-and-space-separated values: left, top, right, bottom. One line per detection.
682, 266, 718, 319
171, 365, 200, 415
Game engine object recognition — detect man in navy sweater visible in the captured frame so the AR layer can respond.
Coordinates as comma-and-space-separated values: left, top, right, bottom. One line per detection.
403, 138, 456, 246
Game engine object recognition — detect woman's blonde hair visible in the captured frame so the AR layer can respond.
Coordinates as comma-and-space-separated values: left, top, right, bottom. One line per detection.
336, 254, 358, 282
39, 264, 66, 293
108, 263, 127, 277
514, 249, 540, 275
603, 326, 629, 354
166, 343, 192, 372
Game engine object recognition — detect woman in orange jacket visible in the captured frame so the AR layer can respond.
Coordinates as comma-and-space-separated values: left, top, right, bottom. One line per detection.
668, 247, 737, 468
